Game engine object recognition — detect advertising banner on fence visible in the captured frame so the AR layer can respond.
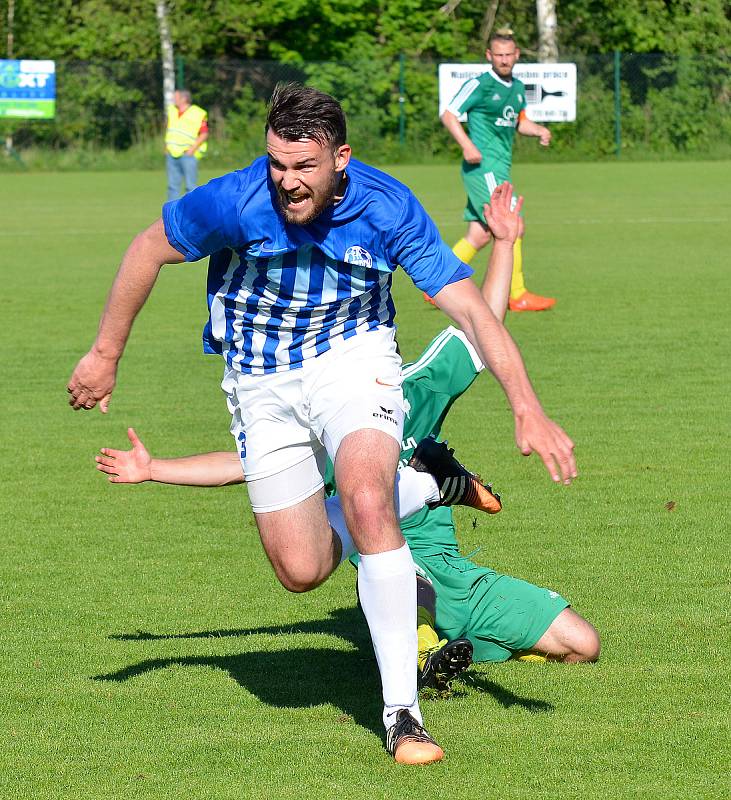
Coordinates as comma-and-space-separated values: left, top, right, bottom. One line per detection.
0, 60, 56, 119
438, 63, 577, 122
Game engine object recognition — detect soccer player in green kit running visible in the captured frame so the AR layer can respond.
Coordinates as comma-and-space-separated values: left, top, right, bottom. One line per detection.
96, 182, 598, 697
439, 28, 556, 313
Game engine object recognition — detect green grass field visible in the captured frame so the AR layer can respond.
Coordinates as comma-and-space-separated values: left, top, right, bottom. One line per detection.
1, 161, 729, 799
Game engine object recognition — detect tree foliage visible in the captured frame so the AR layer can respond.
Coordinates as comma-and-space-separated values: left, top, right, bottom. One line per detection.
1, 0, 729, 161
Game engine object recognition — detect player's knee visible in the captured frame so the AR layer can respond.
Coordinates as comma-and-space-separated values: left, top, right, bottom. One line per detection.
571, 622, 601, 663
340, 484, 394, 539
270, 560, 326, 593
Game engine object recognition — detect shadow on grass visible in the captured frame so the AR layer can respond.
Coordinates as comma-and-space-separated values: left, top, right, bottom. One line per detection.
98, 605, 552, 742
95, 645, 385, 737
461, 674, 553, 713
109, 605, 369, 646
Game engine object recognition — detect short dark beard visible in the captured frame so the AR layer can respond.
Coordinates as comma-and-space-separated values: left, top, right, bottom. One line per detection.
277, 170, 344, 225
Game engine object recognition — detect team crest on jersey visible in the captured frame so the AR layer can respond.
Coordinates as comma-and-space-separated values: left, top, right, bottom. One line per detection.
344, 245, 373, 268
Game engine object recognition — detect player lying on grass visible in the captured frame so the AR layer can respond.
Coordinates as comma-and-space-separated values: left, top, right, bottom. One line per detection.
96, 183, 599, 693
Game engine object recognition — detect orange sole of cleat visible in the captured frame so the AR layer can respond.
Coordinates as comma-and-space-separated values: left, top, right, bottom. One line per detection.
394, 740, 445, 765
471, 480, 502, 514
423, 292, 437, 306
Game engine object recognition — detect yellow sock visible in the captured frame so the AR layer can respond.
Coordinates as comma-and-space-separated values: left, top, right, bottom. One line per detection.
452, 238, 478, 265
510, 237, 526, 300
417, 606, 441, 670
514, 652, 547, 663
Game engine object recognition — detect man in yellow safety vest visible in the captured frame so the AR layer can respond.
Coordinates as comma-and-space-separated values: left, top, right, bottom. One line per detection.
165, 89, 208, 200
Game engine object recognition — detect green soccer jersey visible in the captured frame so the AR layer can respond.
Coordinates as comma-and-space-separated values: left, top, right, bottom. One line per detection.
325, 326, 484, 554
447, 67, 526, 170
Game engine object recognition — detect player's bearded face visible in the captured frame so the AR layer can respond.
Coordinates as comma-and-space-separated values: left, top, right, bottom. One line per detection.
267, 131, 351, 225
487, 42, 519, 79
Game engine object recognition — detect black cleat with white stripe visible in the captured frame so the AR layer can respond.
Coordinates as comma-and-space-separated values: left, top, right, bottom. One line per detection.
408, 436, 502, 514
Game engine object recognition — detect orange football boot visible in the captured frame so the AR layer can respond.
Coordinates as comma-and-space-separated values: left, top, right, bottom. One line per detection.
423, 292, 436, 306
386, 710, 444, 765
509, 291, 556, 312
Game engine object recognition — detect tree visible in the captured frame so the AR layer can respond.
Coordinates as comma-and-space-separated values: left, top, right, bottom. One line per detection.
536, 0, 558, 61
155, 0, 175, 110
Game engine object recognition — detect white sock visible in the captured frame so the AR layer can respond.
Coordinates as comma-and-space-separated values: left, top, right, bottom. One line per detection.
325, 467, 437, 566
325, 495, 357, 565
357, 543, 423, 730
395, 465, 439, 519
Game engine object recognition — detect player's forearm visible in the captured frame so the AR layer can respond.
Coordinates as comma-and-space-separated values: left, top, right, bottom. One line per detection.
94, 236, 165, 360
440, 110, 474, 150
480, 240, 514, 322
466, 311, 542, 416
518, 118, 546, 138
149, 451, 244, 486
94, 219, 187, 361
438, 280, 542, 416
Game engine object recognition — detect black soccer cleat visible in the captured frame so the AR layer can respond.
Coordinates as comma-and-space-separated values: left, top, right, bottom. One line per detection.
385, 709, 444, 764
408, 435, 502, 514
419, 637, 474, 693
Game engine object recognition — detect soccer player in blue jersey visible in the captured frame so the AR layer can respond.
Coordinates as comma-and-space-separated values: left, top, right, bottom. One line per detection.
68, 84, 577, 764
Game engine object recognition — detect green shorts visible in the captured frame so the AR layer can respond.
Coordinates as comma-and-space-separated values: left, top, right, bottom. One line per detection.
413, 550, 569, 662
461, 161, 515, 222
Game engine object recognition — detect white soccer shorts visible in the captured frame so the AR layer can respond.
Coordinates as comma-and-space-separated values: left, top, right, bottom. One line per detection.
223, 326, 405, 513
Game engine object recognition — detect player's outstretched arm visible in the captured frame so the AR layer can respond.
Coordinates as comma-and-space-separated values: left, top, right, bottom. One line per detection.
433, 280, 576, 484
517, 116, 551, 146
481, 182, 523, 321
440, 110, 482, 164
96, 427, 245, 486
67, 219, 186, 413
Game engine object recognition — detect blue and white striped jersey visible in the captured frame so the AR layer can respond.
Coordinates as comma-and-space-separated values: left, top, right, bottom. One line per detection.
163, 156, 471, 374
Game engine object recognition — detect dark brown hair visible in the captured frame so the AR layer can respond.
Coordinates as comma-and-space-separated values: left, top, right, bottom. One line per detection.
266, 82, 347, 148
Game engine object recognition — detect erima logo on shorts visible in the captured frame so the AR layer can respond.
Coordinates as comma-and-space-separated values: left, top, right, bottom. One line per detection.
373, 405, 397, 424
344, 245, 373, 268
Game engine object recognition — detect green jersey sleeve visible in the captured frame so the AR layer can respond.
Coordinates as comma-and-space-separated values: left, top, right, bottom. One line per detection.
448, 77, 483, 116
400, 326, 484, 460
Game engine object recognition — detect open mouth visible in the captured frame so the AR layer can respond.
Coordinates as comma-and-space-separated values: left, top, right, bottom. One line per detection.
284, 192, 311, 210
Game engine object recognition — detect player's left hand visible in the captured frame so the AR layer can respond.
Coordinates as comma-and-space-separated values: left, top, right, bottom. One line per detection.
539, 127, 552, 146
515, 409, 577, 484
67, 348, 118, 412
96, 427, 152, 483
483, 182, 523, 244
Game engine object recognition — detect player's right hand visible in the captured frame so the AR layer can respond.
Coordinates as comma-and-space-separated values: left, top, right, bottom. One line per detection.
96, 428, 152, 483
483, 183, 523, 244
515, 409, 577, 485
462, 143, 482, 164
67, 348, 118, 412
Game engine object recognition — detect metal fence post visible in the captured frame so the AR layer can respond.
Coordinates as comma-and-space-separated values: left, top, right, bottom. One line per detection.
614, 50, 621, 158
399, 53, 406, 147
176, 55, 185, 89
